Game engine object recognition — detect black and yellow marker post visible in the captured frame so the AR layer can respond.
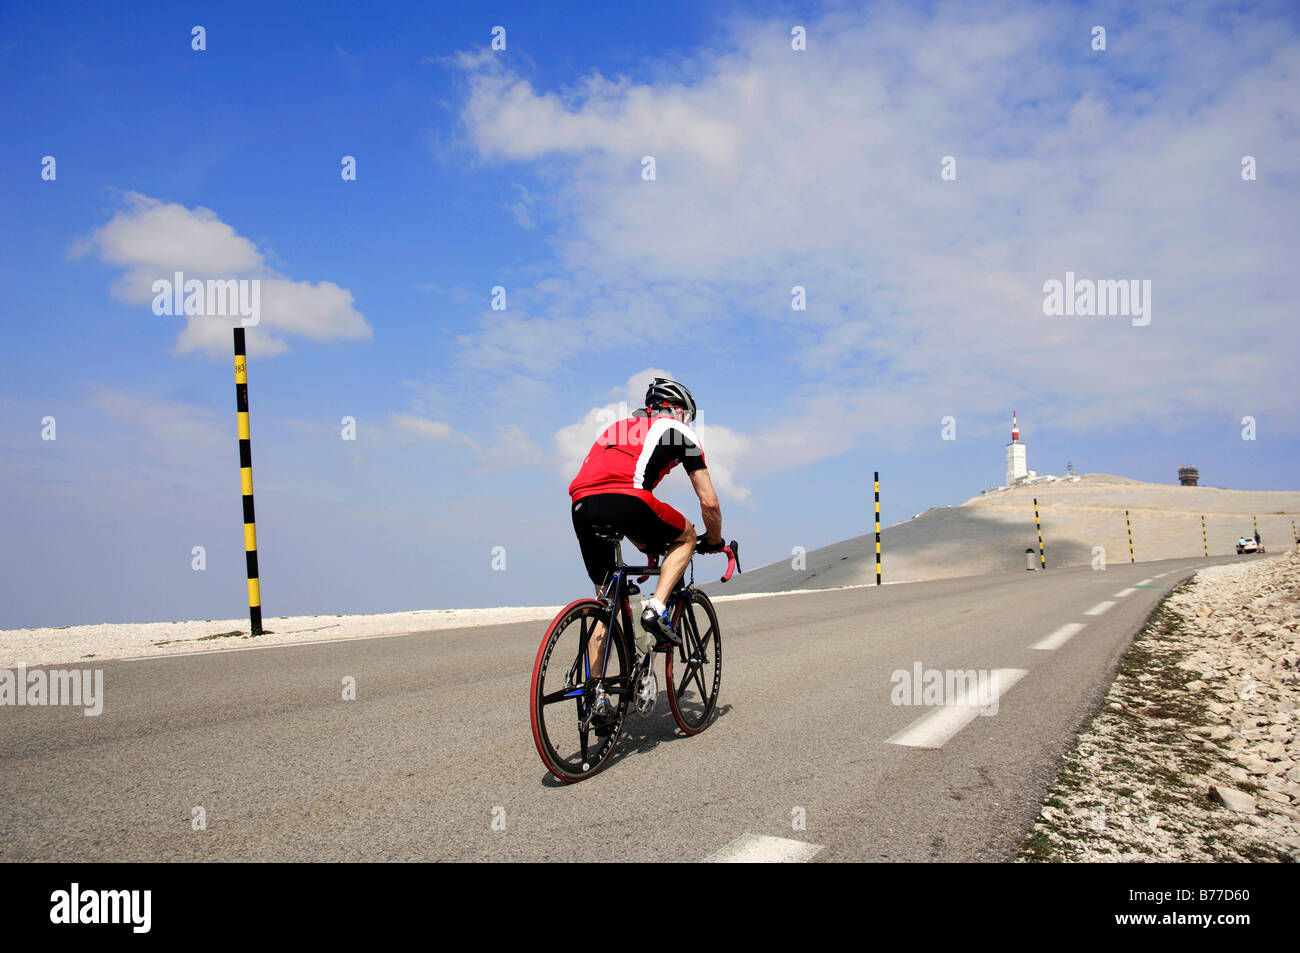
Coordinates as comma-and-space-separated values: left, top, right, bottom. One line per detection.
1126, 509, 1135, 563
1033, 497, 1045, 569
233, 329, 264, 636
1202, 515, 1208, 557
874, 471, 881, 585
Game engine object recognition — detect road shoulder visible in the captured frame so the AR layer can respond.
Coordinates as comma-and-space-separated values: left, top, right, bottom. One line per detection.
1020, 552, 1300, 861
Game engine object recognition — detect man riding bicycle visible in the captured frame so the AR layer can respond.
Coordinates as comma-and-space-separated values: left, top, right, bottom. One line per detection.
569, 378, 724, 650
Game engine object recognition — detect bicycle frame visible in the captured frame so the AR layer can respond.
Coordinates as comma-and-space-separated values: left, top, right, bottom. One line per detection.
588, 544, 699, 684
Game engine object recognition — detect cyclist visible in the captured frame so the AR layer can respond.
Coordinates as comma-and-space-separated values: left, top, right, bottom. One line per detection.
569, 378, 724, 658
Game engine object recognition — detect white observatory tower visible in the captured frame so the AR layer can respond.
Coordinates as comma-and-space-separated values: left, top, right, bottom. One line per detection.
1005, 411, 1029, 485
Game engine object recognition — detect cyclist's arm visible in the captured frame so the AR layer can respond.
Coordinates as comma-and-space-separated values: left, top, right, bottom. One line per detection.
689, 467, 722, 543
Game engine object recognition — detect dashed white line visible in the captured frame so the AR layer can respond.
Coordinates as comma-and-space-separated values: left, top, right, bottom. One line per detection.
1114, 588, 1136, 598
1084, 600, 1116, 616
1031, 623, 1086, 651
1136, 579, 1154, 586
886, 669, 1028, 749
704, 833, 825, 863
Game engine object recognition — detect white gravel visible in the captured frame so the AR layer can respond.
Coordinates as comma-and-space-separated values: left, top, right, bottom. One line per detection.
1022, 550, 1300, 862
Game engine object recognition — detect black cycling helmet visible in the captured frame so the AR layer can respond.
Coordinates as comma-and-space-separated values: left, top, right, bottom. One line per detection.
645, 378, 697, 424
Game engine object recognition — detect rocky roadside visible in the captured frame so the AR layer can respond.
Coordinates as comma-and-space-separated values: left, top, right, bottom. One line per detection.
1020, 550, 1300, 862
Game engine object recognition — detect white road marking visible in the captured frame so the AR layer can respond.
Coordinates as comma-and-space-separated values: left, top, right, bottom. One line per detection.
1031, 623, 1086, 651
1114, 588, 1136, 598
1136, 579, 1154, 586
1084, 601, 1116, 616
704, 833, 825, 863
886, 669, 1028, 749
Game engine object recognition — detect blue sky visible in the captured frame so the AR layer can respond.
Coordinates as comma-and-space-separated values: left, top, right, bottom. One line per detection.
2, 0, 1298, 628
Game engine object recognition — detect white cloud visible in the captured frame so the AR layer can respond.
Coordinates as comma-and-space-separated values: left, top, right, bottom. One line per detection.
394, 414, 459, 441
452, 3, 1300, 449
692, 422, 750, 502
507, 183, 536, 229
86, 192, 261, 272
394, 414, 545, 473
87, 386, 227, 472
618, 367, 671, 405
463, 60, 742, 170
77, 192, 372, 359
476, 423, 547, 472
172, 279, 368, 358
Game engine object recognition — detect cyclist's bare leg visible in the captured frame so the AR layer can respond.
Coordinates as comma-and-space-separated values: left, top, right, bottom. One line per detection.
588, 524, 695, 670
587, 584, 608, 676
653, 524, 697, 605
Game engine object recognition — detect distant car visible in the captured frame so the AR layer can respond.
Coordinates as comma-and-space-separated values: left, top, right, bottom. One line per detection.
1236, 537, 1258, 554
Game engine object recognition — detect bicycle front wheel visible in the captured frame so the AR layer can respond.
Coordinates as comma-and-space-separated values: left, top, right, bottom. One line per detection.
530, 598, 631, 782
665, 589, 722, 734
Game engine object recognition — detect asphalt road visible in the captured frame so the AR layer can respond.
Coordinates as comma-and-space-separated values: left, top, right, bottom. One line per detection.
0, 555, 1251, 862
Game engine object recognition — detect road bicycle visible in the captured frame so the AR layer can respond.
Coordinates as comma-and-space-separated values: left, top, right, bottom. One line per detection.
529, 527, 740, 782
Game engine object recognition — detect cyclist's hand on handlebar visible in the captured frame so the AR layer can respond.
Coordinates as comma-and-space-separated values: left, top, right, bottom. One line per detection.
696, 534, 726, 553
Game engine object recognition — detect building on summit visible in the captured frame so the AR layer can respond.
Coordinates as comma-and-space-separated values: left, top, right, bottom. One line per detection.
1005, 411, 1035, 486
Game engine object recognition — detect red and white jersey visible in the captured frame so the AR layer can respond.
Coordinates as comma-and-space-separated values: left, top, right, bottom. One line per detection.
569, 411, 708, 502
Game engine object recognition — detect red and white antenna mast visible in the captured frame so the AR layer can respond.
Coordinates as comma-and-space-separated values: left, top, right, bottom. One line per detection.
1011, 410, 1020, 443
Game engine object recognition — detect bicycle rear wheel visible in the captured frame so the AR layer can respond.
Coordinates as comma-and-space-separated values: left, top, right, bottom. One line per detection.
665, 589, 722, 734
530, 598, 631, 782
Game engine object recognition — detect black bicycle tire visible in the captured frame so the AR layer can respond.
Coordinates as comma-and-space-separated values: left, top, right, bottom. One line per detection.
665, 588, 722, 734
530, 599, 632, 782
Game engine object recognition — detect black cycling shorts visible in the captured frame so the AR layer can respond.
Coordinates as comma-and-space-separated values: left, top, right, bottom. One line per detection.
571, 493, 687, 586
